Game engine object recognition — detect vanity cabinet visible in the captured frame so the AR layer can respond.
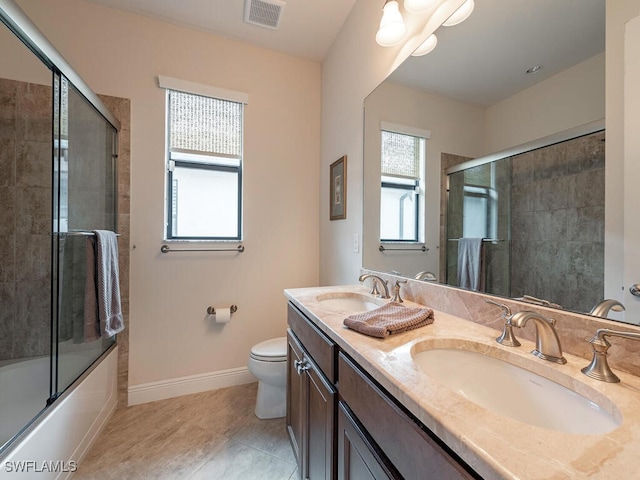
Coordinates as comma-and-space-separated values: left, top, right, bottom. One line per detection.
286, 302, 480, 480
287, 304, 337, 480
338, 353, 481, 480
337, 402, 400, 480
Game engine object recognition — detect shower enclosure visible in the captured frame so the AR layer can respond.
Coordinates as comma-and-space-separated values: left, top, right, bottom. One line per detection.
445, 130, 606, 313
0, 0, 120, 454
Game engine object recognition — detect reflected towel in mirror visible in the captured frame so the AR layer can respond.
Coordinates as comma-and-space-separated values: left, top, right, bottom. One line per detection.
457, 238, 485, 291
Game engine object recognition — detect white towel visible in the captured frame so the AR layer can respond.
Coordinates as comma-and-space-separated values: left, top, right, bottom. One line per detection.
84, 230, 124, 340
457, 238, 484, 291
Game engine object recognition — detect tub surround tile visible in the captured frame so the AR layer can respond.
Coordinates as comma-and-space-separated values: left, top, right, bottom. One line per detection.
0, 188, 16, 236
15, 82, 51, 144
285, 283, 640, 480
15, 140, 51, 188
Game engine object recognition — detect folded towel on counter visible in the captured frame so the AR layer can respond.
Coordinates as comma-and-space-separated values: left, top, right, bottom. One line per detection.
344, 302, 435, 338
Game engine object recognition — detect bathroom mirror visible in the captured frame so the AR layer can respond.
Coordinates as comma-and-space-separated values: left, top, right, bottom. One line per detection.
363, 0, 612, 317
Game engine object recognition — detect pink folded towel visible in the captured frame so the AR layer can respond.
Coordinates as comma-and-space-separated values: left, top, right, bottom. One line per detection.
344, 302, 435, 338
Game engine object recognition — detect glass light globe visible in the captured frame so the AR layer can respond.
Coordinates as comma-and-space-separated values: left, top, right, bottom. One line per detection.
404, 0, 438, 14
442, 0, 475, 26
376, 0, 406, 47
411, 34, 438, 56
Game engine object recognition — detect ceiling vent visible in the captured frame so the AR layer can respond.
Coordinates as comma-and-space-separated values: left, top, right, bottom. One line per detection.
244, 0, 286, 30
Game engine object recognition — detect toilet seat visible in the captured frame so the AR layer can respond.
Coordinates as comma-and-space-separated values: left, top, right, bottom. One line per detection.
250, 337, 287, 362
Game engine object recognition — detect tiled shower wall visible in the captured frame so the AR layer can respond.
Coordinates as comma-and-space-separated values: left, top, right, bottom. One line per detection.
0, 78, 52, 360
0, 79, 131, 407
510, 131, 605, 312
441, 131, 605, 313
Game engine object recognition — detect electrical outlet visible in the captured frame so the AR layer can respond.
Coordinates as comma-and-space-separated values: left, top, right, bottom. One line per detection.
352, 234, 359, 253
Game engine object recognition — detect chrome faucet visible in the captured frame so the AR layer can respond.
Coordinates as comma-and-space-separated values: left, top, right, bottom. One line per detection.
581, 329, 640, 383
358, 274, 390, 299
589, 299, 625, 318
391, 279, 407, 303
414, 271, 437, 281
485, 299, 520, 347
508, 311, 567, 364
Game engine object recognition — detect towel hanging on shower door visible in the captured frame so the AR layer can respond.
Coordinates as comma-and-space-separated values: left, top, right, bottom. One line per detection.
84, 230, 124, 341
456, 238, 485, 291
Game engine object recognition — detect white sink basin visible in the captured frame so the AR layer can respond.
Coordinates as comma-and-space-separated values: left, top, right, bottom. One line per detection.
316, 292, 384, 313
412, 347, 621, 434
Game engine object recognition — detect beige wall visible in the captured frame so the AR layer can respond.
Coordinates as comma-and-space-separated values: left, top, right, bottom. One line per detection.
484, 52, 605, 154
16, 0, 321, 388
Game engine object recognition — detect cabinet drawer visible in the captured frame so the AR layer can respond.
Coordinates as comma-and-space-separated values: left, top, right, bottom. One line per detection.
338, 353, 480, 480
288, 303, 337, 383
338, 402, 400, 480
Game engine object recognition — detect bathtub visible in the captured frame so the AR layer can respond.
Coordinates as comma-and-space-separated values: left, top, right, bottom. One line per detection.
0, 356, 51, 448
0, 347, 117, 479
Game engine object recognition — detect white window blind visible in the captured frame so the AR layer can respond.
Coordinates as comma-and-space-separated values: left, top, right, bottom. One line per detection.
168, 90, 243, 157
381, 130, 422, 179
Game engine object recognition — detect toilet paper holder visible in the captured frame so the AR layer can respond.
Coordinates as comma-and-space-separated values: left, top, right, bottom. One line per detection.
207, 305, 238, 315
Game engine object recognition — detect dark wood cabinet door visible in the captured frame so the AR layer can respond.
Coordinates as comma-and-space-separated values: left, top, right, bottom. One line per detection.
306, 358, 336, 480
337, 402, 398, 480
339, 353, 481, 480
287, 330, 306, 476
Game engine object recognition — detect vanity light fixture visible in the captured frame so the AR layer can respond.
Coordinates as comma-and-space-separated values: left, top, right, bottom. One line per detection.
404, 0, 438, 14
411, 33, 438, 56
442, 0, 475, 26
376, 0, 407, 47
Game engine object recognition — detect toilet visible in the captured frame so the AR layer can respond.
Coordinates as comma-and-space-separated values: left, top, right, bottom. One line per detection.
248, 336, 287, 419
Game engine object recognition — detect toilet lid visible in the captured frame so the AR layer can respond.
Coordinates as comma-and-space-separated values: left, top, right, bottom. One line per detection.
250, 336, 287, 362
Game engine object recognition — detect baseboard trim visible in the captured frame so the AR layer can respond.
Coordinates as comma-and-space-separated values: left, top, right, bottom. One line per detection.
128, 367, 256, 406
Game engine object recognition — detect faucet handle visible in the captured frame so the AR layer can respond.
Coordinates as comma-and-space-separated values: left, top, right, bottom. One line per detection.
582, 328, 640, 382
391, 280, 407, 303
485, 299, 520, 347
485, 299, 512, 318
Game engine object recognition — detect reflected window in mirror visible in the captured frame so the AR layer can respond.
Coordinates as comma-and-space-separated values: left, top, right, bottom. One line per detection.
379, 125, 428, 243
461, 163, 498, 240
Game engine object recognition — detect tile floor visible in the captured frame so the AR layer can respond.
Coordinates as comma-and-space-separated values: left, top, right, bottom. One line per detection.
73, 383, 298, 479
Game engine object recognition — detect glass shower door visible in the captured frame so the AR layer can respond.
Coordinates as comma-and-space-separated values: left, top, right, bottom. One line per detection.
0, 21, 54, 450
54, 77, 117, 397
446, 158, 511, 296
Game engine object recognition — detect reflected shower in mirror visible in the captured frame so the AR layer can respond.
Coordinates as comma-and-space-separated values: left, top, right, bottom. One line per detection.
362, 0, 617, 319
444, 130, 605, 313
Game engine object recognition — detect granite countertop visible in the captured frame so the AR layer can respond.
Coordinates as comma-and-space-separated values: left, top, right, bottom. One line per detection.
284, 285, 640, 480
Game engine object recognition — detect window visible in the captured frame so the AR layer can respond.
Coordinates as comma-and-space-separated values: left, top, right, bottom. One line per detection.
462, 163, 498, 239
162, 79, 247, 240
379, 125, 428, 242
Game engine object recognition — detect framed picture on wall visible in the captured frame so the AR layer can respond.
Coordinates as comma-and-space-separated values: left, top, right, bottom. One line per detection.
330, 155, 347, 220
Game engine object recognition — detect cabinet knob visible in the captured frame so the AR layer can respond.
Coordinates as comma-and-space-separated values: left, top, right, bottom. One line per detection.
295, 359, 310, 374
631, 284, 640, 297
